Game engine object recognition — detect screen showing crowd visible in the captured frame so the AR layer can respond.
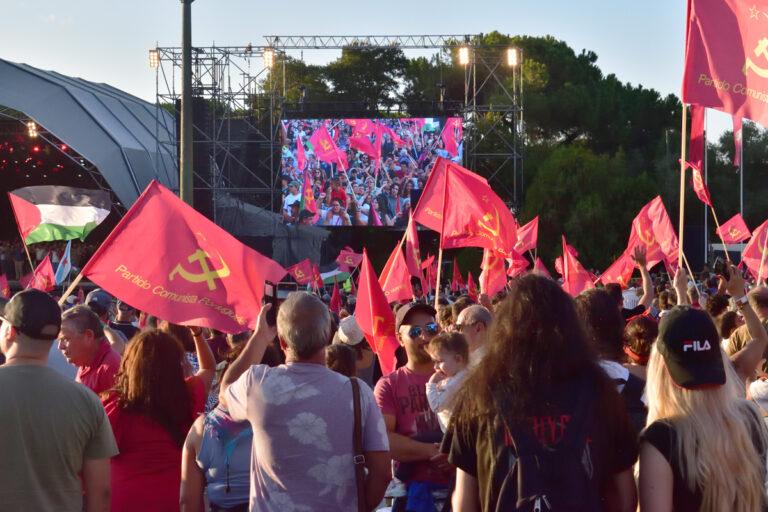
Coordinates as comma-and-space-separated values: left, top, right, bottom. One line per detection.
280, 117, 463, 227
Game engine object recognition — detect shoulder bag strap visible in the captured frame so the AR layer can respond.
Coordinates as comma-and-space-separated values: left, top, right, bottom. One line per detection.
351, 377, 367, 512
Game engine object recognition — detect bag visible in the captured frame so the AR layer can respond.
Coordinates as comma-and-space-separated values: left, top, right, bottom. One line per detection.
351, 377, 367, 512
494, 382, 602, 512
621, 373, 648, 435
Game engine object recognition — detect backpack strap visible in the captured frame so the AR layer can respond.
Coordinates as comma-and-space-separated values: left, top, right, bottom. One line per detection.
351, 377, 367, 512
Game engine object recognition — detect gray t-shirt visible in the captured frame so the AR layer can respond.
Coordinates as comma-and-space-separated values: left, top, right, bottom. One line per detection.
0, 364, 118, 511
226, 362, 389, 512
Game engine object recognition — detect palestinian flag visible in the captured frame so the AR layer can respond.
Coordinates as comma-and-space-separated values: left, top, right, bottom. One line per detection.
8, 186, 111, 244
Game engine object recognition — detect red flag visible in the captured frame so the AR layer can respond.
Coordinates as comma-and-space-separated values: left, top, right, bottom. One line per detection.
467, 272, 478, 301
480, 249, 507, 297
404, 216, 427, 292
440, 118, 462, 157
345, 119, 375, 136
506, 250, 530, 278
20, 254, 56, 292
355, 249, 400, 375
80, 181, 286, 333
718, 213, 751, 244
514, 216, 539, 254
451, 257, 465, 292
0, 273, 9, 299
311, 264, 324, 290
349, 135, 377, 159
560, 236, 594, 297
370, 204, 383, 227
286, 258, 314, 285
412, 158, 518, 256
309, 126, 348, 170
381, 125, 406, 146
688, 104, 706, 172
599, 251, 636, 288
532, 257, 552, 279
742, 220, 768, 282
420, 254, 435, 270
329, 278, 342, 313
683, 0, 768, 126
295, 132, 307, 171
628, 196, 679, 271
336, 248, 363, 269
554, 256, 564, 277
691, 165, 713, 207
379, 243, 414, 303
733, 116, 743, 167
300, 166, 317, 217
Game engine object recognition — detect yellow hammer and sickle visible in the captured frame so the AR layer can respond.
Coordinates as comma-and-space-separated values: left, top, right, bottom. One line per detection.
295, 269, 305, 279
729, 227, 741, 239
638, 227, 655, 247
169, 248, 231, 291
345, 256, 354, 265
477, 207, 502, 238
373, 315, 388, 336
320, 139, 332, 151
744, 38, 768, 77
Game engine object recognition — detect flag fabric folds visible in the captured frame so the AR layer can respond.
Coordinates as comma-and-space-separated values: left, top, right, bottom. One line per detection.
599, 251, 636, 288
480, 249, 508, 297
80, 181, 286, 333
295, 132, 307, 171
336, 248, 364, 270
8, 186, 111, 244
733, 116, 743, 167
532, 258, 552, 279
515, 216, 539, 254
309, 126, 348, 170
0, 273, 9, 299
404, 216, 426, 290
20, 254, 56, 292
379, 243, 414, 304
718, 213, 751, 244
355, 249, 400, 375
329, 278, 342, 314
683, 0, 768, 126
688, 104, 706, 172
629, 196, 679, 271
742, 220, 768, 281
451, 257, 464, 292
286, 259, 314, 285
300, 167, 318, 217
560, 237, 595, 297
691, 165, 713, 207
54, 240, 73, 285
467, 272, 479, 301
507, 250, 530, 278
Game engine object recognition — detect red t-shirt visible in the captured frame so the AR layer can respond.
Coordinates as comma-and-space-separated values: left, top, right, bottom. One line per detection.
104, 375, 206, 512
330, 187, 348, 207
76, 341, 120, 395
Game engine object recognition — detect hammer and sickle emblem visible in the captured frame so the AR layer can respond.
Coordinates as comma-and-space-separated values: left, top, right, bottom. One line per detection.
345, 256, 354, 265
729, 227, 741, 239
744, 38, 768, 78
169, 248, 231, 291
373, 315, 388, 337
320, 139, 332, 151
477, 207, 502, 238
638, 227, 655, 247
294, 269, 306, 280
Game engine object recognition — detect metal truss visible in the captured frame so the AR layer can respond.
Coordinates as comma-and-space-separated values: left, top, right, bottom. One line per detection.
264, 34, 472, 49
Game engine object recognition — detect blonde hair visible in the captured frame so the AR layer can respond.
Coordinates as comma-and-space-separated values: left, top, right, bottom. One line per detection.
646, 345, 768, 511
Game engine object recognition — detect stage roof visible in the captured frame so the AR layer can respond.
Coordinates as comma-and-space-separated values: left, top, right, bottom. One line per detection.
0, 58, 177, 206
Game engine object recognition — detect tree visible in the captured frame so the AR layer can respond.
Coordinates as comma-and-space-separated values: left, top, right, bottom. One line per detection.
323, 46, 408, 109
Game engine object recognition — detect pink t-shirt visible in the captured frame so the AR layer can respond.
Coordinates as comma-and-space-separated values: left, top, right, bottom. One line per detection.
374, 366, 446, 484
76, 341, 120, 395
104, 375, 206, 512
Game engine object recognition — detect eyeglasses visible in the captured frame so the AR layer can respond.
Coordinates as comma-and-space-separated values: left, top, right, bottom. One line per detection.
455, 321, 479, 332
407, 322, 439, 338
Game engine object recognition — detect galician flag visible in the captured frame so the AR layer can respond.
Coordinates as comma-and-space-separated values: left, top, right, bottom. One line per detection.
54, 240, 73, 285
8, 186, 111, 244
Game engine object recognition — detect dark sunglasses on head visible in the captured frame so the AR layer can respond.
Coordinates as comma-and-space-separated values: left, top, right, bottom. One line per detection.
408, 322, 439, 338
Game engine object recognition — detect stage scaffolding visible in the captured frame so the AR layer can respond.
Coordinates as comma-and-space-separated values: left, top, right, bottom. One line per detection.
153, 34, 525, 217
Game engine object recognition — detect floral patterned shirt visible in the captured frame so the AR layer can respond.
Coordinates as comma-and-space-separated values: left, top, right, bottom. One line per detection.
225, 362, 389, 511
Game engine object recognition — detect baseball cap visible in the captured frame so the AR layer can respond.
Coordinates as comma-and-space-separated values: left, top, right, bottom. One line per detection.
337, 316, 365, 346
85, 288, 113, 315
0, 289, 61, 340
395, 302, 437, 331
656, 306, 725, 389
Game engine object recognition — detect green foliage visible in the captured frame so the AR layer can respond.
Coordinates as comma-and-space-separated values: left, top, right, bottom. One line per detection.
323, 46, 408, 109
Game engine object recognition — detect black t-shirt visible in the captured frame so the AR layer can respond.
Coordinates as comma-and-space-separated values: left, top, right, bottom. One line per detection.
108, 321, 139, 342
640, 414, 768, 512
622, 305, 646, 321
445, 378, 638, 512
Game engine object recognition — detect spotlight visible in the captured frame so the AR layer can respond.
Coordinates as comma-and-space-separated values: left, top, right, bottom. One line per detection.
458, 46, 470, 66
27, 121, 38, 138
507, 48, 519, 67
32, 145, 40, 153
149, 49, 160, 69
263, 48, 275, 68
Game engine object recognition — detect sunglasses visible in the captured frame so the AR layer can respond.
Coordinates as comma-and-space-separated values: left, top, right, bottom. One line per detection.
407, 322, 439, 338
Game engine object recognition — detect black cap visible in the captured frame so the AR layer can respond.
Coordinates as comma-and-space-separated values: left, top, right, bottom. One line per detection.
298, 209, 314, 220
395, 302, 437, 331
657, 306, 725, 389
1, 289, 61, 340
85, 288, 112, 316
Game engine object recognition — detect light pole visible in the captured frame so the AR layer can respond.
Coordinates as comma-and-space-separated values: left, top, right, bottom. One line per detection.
179, 0, 194, 205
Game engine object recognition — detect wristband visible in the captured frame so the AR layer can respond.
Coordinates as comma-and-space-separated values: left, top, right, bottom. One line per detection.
734, 295, 749, 307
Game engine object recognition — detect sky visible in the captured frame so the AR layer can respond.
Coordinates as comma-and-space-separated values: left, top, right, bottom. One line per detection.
0, 0, 732, 134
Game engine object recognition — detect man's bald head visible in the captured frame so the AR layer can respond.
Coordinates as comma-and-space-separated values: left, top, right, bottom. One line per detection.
457, 304, 492, 328
277, 292, 332, 359
749, 287, 768, 319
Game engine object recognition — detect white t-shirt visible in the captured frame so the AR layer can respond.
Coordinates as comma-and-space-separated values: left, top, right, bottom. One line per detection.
225, 363, 389, 512
283, 193, 301, 213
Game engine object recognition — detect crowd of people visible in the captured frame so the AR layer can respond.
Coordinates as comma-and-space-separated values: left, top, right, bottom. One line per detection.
0, 239, 98, 280
280, 118, 462, 227
2, 247, 768, 512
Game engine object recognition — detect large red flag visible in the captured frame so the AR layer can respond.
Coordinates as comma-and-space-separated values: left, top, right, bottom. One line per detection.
718, 213, 751, 244
515, 216, 539, 254
688, 104, 706, 172
336, 248, 364, 270
683, 0, 768, 126
733, 116, 744, 167
0, 273, 10, 298
560, 236, 594, 297
440, 118, 462, 157
295, 132, 307, 171
532, 257, 552, 279
355, 249, 400, 375
629, 196, 679, 271
329, 278, 342, 314
349, 135, 377, 159
81, 181, 286, 333
345, 119, 375, 136
742, 220, 768, 282
451, 256, 465, 292
309, 126, 348, 170
412, 158, 518, 256
599, 251, 636, 288
379, 243, 414, 304
286, 258, 314, 285
20, 254, 56, 292
467, 272, 478, 301
480, 249, 507, 297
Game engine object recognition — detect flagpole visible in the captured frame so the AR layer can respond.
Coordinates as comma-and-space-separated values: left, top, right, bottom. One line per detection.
58, 271, 84, 306
434, 163, 450, 310
703, 110, 708, 266
681, 252, 702, 299
709, 207, 731, 263
678, 104, 688, 267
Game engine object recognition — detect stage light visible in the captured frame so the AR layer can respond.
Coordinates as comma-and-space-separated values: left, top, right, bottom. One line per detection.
27, 121, 38, 138
32, 145, 40, 153
458, 46, 470, 66
507, 48, 519, 67
263, 48, 275, 69
60, 144, 68, 151
149, 49, 160, 69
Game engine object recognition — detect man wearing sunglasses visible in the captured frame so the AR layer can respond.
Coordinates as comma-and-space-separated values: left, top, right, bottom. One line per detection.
374, 303, 451, 511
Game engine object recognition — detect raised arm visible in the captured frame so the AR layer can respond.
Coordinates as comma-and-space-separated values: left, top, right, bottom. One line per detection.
190, 327, 217, 394
727, 265, 768, 384
631, 246, 654, 310
673, 267, 690, 306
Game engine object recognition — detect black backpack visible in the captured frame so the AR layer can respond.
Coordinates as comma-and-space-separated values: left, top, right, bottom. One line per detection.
620, 373, 647, 436
494, 384, 603, 512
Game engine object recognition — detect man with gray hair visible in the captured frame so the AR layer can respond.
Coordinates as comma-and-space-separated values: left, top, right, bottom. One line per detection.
726, 286, 768, 373
455, 304, 493, 367
220, 292, 391, 511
